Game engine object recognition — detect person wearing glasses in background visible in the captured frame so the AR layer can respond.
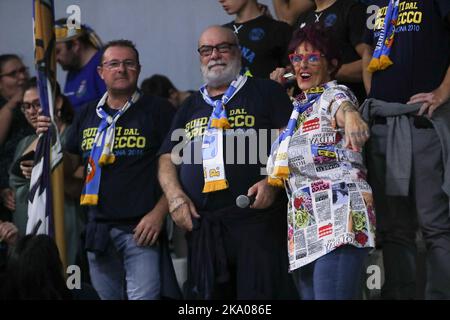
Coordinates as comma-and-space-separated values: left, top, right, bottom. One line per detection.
36, 40, 180, 300
158, 26, 298, 299
267, 25, 375, 299
0, 54, 33, 223
7, 77, 83, 267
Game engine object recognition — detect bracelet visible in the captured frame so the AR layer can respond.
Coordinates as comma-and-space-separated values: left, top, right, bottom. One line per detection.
168, 196, 187, 213
169, 201, 187, 214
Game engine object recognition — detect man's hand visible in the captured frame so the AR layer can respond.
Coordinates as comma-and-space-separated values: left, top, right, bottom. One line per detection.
408, 85, 450, 118
20, 160, 34, 179
0, 221, 19, 245
247, 178, 279, 209
36, 115, 52, 135
133, 211, 164, 247
0, 188, 15, 211
158, 154, 200, 231
168, 195, 199, 232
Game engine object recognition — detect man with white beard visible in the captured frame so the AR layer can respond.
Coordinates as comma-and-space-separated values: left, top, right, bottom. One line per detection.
158, 25, 298, 299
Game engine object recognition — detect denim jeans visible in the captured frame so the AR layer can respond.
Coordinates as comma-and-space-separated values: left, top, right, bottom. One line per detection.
87, 227, 160, 300
297, 245, 370, 300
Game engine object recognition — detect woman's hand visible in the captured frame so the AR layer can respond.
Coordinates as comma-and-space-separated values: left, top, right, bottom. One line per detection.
343, 112, 370, 152
20, 160, 34, 179
36, 114, 52, 135
336, 101, 370, 152
270, 67, 287, 85
0, 221, 19, 245
0, 188, 15, 211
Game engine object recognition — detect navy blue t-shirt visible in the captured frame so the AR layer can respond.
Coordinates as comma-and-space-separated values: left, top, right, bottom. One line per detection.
364, 0, 450, 103
65, 94, 175, 220
223, 15, 293, 79
159, 78, 292, 211
64, 51, 106, 112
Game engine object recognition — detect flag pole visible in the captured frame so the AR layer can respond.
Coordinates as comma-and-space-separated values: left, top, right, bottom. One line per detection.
31, 0, 67, 268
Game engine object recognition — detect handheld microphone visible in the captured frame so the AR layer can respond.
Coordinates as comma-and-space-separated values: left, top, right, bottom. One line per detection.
236, 194, 256, 208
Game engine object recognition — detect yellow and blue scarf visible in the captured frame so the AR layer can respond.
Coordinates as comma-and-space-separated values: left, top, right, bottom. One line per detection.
367, 0, 400, 73
267, 86, 326, 187
80, 91, 140, 205
199, 75, 247, 193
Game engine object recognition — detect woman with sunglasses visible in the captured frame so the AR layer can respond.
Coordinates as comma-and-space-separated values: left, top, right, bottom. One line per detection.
0, 55, 33, 219
268, 25, 375, 299
8, 77, 83, 266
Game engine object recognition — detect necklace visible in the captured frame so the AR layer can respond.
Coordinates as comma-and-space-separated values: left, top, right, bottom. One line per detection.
314, 0, 337, 23
314, 12, 323, 23
233, 24, 243, 34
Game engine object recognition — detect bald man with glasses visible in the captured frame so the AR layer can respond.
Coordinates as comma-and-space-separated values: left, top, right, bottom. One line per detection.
158, 26, 298, 299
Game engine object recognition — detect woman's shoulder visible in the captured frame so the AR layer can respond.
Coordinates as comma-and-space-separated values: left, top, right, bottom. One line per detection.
323, 82, 358, 106
324, 81, 351, 93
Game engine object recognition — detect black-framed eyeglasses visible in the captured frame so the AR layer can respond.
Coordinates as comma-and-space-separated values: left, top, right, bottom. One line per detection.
197, 43, 238, 57
21, 100, 41, 112
0, 66, 29, 78
101, 59, 139, 70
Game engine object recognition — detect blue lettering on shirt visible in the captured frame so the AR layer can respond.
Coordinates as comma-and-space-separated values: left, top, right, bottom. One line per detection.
240, 46, 256, 63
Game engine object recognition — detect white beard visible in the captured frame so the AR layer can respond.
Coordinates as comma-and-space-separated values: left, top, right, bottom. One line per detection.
201, 57, 241, 88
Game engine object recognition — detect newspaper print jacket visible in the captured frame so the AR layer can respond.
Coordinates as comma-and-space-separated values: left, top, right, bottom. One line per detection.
286, 81, 376, 271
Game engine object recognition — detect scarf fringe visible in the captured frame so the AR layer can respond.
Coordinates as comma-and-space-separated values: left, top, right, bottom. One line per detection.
273, 166, 289, 179
268, 176, 285, 188
367, 55, 394, 73
80, 194, 99, 206
202, 179, 229, 193
379, 55, 393, 69
211, 118, 231, 129
367, 57, 380, 73
99, 154, 116, 166
367, 0, 399, 73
